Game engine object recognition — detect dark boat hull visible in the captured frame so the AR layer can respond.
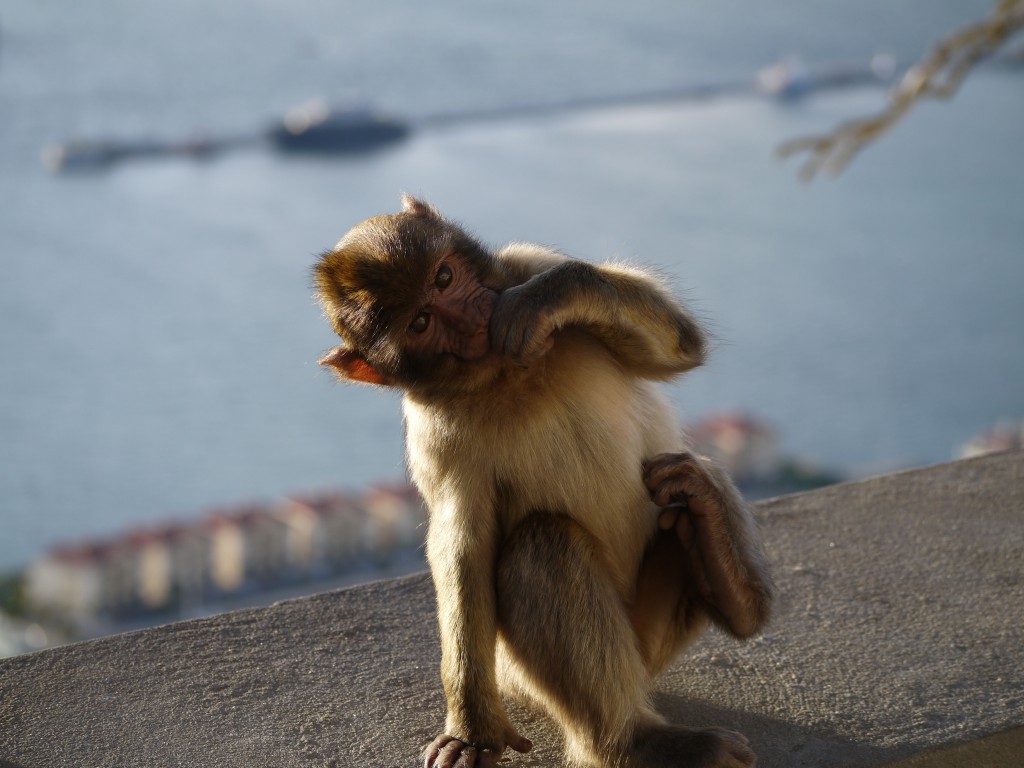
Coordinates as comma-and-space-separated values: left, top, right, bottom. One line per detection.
270, 111, 410, 154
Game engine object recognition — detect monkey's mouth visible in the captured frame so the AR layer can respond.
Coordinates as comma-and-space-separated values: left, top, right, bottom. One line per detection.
453, 329, 493, 362
454, 289, 498, 362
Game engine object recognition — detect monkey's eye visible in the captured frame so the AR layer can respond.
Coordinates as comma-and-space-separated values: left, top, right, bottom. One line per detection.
409, 312, 430, 334
435, 263, 453, 291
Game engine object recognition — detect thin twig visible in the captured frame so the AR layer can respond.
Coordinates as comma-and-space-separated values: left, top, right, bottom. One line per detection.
778, 0, 1024, 180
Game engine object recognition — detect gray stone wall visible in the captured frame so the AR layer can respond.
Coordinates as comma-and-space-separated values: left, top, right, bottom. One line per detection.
1, 451, 1022, 768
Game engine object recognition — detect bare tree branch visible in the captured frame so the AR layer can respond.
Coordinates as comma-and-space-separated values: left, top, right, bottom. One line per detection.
778, 0, 1024, 181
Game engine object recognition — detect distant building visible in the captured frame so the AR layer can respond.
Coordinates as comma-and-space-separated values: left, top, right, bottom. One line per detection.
281, 491, 366, 575
204, 511, 247, 594
25, 544, 107, 624
164, 523, 210, 610
237, 505, 290, 587
124, 529, 174, 610
24, 484, 426, 629
273, 495, 332, 578
958, 420, 1024, 459
363, 484, 427, 558
688, 411, 780, 483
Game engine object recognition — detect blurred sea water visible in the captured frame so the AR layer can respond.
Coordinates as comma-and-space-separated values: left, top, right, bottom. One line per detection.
0, 1, 1021, 569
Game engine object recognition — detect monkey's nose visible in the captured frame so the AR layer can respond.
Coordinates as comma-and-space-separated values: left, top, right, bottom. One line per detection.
435, 290, 496, 336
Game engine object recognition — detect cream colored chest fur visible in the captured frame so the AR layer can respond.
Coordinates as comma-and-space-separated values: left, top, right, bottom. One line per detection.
404, 334, 682, 592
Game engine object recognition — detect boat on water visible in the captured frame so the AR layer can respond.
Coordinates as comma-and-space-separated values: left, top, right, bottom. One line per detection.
41, 135, 223, 173
42, 103, 411, 172
757, 54, 897, 100
269, 100, 411, 153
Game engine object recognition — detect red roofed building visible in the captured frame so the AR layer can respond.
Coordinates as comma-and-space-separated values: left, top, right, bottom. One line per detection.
277, 491, 361, 577
958, 420, 1024, 459
362, 484, 426, 559
688, 412, 780, 482
24, 483, 428, 629
25, 543, 111, 624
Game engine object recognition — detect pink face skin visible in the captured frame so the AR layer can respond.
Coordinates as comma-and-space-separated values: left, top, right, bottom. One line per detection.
404, 253, 498, 362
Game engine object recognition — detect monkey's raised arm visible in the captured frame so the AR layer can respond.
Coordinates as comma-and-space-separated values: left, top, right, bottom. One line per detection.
492, 245, 707, 379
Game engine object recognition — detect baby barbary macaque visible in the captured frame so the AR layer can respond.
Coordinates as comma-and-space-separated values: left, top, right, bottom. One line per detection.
314, 196, 773, 768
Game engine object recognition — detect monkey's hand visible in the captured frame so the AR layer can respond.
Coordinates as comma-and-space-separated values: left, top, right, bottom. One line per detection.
489, 282, 558, 364
424, 728, 533, 768
642, 452, 772, 639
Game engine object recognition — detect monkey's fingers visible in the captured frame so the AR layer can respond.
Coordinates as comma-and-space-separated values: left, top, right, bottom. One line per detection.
425, 737, 479, 768
489, 287, 557, 363
425, 732, 531, 768
658, 506, 695, 549
425, 734, 454, 768
657, 507, 676, 530
489, 287, 526, 355
642, 452, 701, 506
506, 732, 533, 754
424, 735, 460, 768
503, 320, 554, 363
528, 332, 555, 359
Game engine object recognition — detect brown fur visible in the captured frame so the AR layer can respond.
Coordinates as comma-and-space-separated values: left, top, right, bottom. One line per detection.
314, 197, 774, 768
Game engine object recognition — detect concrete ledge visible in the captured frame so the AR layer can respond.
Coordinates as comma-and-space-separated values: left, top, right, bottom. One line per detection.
1, 451, 1022, 767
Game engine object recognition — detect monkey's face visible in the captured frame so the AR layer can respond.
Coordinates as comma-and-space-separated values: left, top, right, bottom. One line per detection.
403, 252, 498, 364
314, 200, 504, 392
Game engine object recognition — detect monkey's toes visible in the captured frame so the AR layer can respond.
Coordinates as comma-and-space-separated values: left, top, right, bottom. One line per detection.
425, 735, 497, 768
706, 727, 756, 768
633, 724, 755, 768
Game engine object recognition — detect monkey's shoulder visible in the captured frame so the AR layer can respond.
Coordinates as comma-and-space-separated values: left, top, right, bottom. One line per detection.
493, 242, 569, 284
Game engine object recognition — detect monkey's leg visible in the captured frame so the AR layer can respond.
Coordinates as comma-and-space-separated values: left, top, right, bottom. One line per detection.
496, 512, 755, 768
629, 527, 711, 676
642, 453, 774, 642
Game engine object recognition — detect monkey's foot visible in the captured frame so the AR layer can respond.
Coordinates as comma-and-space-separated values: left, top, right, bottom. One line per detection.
424, 731, 533, 768
424, 735, 499, 768
625, 724, 755, 768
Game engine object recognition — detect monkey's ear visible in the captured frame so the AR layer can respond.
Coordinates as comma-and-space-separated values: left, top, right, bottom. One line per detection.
318, 346, 392, 386
401, 194, 442, 220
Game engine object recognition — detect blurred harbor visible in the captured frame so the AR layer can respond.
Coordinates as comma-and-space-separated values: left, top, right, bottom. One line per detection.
3, 411, 1018, 657
2, 485, 427, 656
41, 55, 895, 173
2, 2, 1022, 651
